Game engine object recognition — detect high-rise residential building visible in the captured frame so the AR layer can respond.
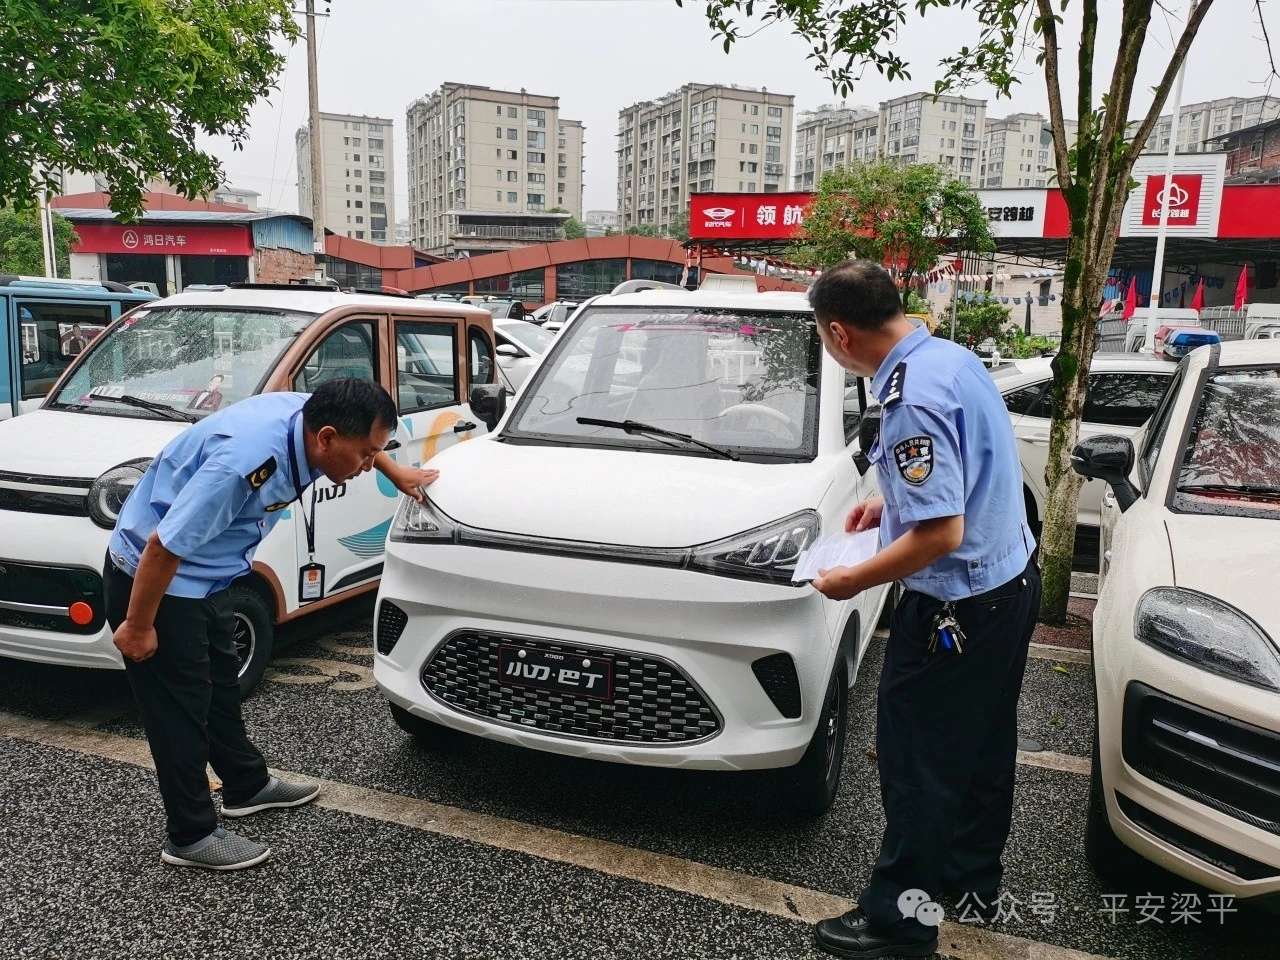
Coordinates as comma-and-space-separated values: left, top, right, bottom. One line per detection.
405, 83, 586, 256
616, 83, 794, 234
879, 92, 986, 184
296, 112, 396, 243
980, 113, 1059, 188
792, 103, 879, 190
584, 209, 619, 236
1136, 95, 1280, 153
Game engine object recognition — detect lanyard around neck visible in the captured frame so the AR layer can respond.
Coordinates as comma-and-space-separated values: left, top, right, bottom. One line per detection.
285, 412, 318, 560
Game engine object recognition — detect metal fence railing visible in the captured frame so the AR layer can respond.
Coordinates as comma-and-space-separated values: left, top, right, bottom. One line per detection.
1198, 307, 1247, 340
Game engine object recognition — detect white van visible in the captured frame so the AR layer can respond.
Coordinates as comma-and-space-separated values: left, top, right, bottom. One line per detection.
373, 287, 892, 816
0, 285, 502, 692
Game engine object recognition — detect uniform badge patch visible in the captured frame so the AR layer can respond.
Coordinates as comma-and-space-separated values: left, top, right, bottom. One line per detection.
265, 501, 292, 512
894, 436, 934, 485
246, 457, 277, 490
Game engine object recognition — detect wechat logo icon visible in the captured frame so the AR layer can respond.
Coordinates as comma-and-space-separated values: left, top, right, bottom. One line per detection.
898, 888, 945, 928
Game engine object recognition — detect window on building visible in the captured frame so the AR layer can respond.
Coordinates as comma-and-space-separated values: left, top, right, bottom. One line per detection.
496, 126, 504, 138
355, 200, 364, 208
528, 108, 546, 127
509, 149, 519, 160
507, 191, 518, 203
507, 170, 518, 182
768, 106, 783, 119
507, 106, 519, 119
528, 173, 545, 184
749, 143, 758, 155
528, 151, 544, 163
555, 259, 626, 299
528, 130, 546, 148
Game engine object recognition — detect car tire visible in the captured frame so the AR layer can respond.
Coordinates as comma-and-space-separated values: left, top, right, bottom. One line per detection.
1085, 716, 1142, 882
227, 584, 273, 698
389, 702, 467, 751
771, 663, 849, 819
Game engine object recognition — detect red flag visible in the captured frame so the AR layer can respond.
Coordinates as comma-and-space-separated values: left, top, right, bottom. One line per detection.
1190, 278, 1205, 314
1122, 276, 1137, 320
1234, 266, 1249, 311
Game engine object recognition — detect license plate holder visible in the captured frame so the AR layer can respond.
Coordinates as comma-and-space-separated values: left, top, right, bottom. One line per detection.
497, 644, 614, 701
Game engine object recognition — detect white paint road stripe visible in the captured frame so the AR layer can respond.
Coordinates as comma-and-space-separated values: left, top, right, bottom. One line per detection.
0, 711, 1108, 960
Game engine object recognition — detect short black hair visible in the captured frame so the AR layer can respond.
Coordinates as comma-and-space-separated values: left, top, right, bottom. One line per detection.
303, 378, 397, 438
808, 259, 903, 331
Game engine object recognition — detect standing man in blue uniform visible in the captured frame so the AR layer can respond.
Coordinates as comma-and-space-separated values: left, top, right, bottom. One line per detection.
105, 378, 437, 871
807, 261, 1039, 958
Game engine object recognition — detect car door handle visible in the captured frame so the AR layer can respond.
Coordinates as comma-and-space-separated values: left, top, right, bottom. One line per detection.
1024, 433, 1051, 445
1103, 490, 1116, 507
453, 421, 477, 433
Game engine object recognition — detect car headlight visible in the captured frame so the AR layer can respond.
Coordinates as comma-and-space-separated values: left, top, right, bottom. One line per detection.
389, 494, 458, 543
87, 459, 152, 530
1135, 587, 1280, 692
688, 511, 820, 585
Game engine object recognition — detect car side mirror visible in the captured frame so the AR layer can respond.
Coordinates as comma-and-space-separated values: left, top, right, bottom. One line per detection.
496, 343, 521, 358
853, 406, 882, 477
1071, 435, 1138, 511
470, 383, 507, 431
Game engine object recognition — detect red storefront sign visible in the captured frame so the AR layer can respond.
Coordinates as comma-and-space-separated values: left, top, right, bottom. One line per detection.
689, 192, 812, 240
1140, 174, 1203, 226
72, 223, 253, 256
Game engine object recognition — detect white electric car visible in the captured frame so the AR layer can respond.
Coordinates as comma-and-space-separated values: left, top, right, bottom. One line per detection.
493, 318, 556, 391
374, 288, 891, 816
1074, 339, 1280, 902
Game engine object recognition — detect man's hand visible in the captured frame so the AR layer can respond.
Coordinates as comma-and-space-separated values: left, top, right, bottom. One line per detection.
114, 619, 158, 662
390, 465, 440, 502
845, 495, 884, 533
813, 565, 864, 601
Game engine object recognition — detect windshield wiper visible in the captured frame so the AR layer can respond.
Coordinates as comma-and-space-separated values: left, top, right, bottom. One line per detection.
576, 417, 739, 461
1178, 483, 1280, 499
88, 394, 198, 423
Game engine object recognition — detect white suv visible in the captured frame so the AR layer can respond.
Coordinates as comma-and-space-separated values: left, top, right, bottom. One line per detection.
373, 288, 891, 816
993, 354, 1175, 530
1074, 339, 1280, 902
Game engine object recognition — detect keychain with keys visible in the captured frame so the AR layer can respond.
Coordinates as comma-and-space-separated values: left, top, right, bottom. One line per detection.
928, 602, 967, 654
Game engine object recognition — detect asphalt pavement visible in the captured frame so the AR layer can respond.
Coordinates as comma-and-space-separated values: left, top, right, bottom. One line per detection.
0, 591, 1271, 960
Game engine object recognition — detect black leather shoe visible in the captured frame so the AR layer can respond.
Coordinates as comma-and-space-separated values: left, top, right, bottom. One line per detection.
814, 908, 938, 958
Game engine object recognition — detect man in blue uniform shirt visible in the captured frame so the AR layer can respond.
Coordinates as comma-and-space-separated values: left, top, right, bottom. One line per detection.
807, 261, 1040, 957
105, 378, 437, 871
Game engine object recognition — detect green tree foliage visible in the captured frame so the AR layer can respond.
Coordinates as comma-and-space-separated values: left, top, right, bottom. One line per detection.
682, 0, 1218, 624
1, 1, 298, 221
667, 211, 690, 243
563, 217, 586, 240
795, 162, 993, 282
941, 295, 1012, 348
0, 208, 77, 276
625, 224, 660, 237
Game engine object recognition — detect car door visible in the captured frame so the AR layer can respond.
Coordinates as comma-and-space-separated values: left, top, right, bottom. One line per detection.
839, 370, 883, 630
290, 316, 392, 596
1003, 379, 1053, 521
391, 314, 484, 475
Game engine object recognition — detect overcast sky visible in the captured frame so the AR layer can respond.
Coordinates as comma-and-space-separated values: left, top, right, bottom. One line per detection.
198, 0, 1280, 217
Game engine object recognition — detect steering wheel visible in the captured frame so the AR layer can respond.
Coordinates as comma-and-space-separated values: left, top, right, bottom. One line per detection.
718, 402, 801, 443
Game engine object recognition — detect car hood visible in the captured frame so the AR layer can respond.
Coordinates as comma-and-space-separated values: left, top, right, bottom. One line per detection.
1165, 513, 1280, 640
0, 409, 184, 479
427, 438, 835, 547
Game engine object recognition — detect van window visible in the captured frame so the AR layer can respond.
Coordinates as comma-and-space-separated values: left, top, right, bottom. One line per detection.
18, 301, 112, 400
294, 321, 378, 392
396, 321, 458, 413
843, 370, 867, 444
468, 327, 496, 386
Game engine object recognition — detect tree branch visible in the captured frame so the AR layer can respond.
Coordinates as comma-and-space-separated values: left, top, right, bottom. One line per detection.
1124, 0, 1217, 167
1035, 0, 1074, 191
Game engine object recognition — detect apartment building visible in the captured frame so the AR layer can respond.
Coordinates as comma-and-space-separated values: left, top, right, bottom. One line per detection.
792, 104, 880, 190
879, 92, 986, 184
1138, 95, 1280, 154
616, 83, 794, 234
980, 113, 1057, 188
296, 112, 396, 243
405, 83, 586, 256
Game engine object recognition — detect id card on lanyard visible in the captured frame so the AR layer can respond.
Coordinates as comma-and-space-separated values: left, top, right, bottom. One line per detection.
287, 412, 325, 603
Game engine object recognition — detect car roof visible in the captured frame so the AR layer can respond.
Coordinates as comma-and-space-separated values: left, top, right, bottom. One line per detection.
1210, 338, 1280, 366
994, 352, 1176, 386
144, 285, 492, 321
588, 289, 812, 313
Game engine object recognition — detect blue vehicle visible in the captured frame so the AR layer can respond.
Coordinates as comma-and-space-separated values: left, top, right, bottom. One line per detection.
1, 276, 155, 418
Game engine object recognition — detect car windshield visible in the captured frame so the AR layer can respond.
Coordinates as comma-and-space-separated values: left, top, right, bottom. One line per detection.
504, 305, 822, 460
499, 320, 555, 354
1175, 366, 1280, 517
49, 306, 312, 419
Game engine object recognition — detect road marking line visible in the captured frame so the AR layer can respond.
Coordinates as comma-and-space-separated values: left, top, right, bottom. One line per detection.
1028, 643, 1091, 665
0, 710, 1107, 960
1017, 749, 1091, 775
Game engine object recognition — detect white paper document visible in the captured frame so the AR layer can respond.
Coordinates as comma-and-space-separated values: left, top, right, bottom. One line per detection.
791, 528, 881, 583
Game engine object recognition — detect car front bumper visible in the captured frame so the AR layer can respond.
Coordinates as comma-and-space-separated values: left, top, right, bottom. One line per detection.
373, 540, 844, 771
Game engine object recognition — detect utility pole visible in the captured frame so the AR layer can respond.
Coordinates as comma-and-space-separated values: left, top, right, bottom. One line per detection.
305, 0, 326, 280
38, 185, 56, 278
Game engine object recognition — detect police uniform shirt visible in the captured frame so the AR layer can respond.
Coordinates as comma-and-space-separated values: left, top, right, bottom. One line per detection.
868, 325, 1035, 601
108, 392, 324, 599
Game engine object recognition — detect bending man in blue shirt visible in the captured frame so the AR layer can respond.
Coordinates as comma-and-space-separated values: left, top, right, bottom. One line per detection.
808, 261, 1039, 958
105, 378, 437, 871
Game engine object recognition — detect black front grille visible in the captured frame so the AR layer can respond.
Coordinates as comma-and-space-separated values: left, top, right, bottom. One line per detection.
0, 487, 88, 517
1116, 792, 1278, 881
421, 632, 721, 745
376, 600, 408, 655
752, 652, 802, 718
1123, 681, 1280, 837
0, 560, 104, 634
